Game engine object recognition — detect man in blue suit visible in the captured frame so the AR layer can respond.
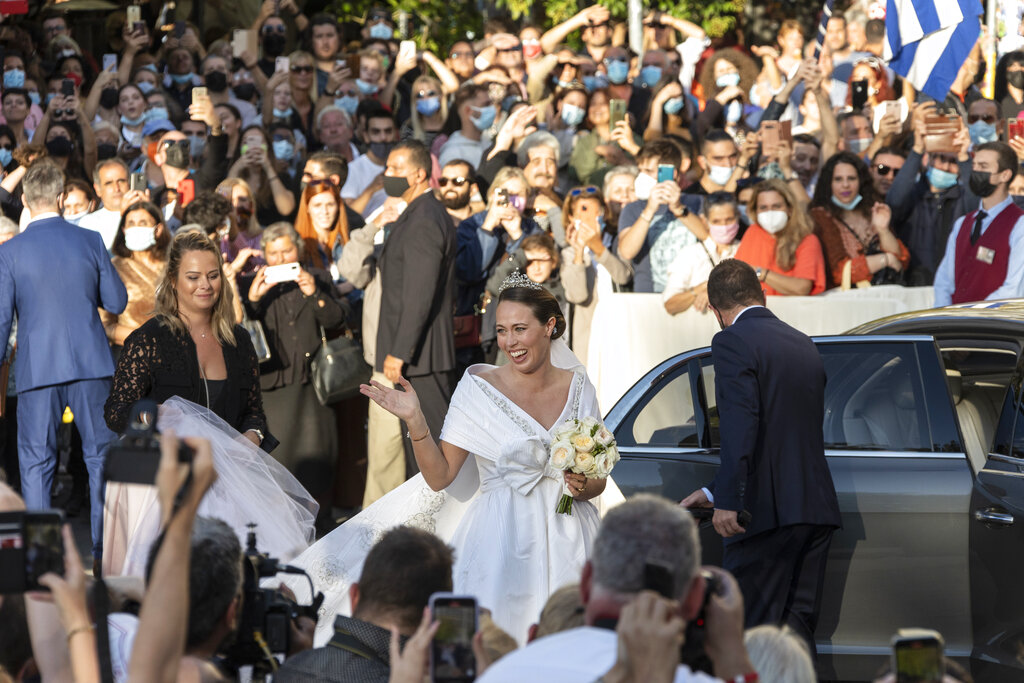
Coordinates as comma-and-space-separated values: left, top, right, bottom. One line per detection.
0, 161, 128, 563
682, 259, 840, 655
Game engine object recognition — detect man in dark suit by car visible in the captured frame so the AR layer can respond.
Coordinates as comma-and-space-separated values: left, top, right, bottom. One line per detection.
0, 160, 128, 562
682, 259, 840, 655
375, 140, 457, 477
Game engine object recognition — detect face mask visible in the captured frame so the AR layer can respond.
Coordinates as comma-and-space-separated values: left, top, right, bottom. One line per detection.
708, 165, 735, 186
96, 142, 118, 160
716, 72, 740, 89
121, 112, 146, 126
555, 77, 574, 89
709, 221, 739, 245
3, 69, 24, 89
927, 166, 958, 191
831, 194, 863, 210
146, 107, 170, 122
136, 81, 156, 95
45, 137, 73, 157
968, 120, 998, 146
757, 210, 789, 234
969, 170, 1000, 197
187, 134, 206, 158
163, 140, 191, 169
664, 97, 684, 115
99, 87, 119, 110
169, 72, 194, 85
356, 78, 379, 95
847, 137, 872, 154
335, 95, 359, 114
272, 107, 293, 119
45, 93, 56, 107
583, 74, 607, 92
725, 99, 743, 123
1008, 71, 1024, 89
369, 140, 393, 160
262, 33, 287, 57
368, 23, 393, 40
0, 148, 11, 167
383, 174, 409, 197
205, 71, 228, 93
737, 204, 749, 223
123, 226, 157, 251
63, 210, 89, 224
639, 65, 662, 87
28, 91, 40, 106
634, 172, 656, 200
561, 103, 586, 127
606, 59, 629, 84
416, 97, 441, 116
233, 83, 256, 100
523, 39, 542, 60
273, 138, 294, 161
470, 104, 496, 131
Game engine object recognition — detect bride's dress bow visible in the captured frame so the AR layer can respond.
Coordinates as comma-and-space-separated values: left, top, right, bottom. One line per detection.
491, 437, 562, 496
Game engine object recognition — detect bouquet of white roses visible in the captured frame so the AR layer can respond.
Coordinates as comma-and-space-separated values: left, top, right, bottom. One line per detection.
549, 416, 619, 515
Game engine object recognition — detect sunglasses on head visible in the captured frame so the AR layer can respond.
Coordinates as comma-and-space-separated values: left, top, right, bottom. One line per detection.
570, 186, 599, 196
439, 176, 469, 187
874, 164, 900, 176
968, 113, 997, 124
291, 65, 314, 73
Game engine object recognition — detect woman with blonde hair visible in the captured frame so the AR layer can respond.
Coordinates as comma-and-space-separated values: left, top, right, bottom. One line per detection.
734, 178, 826, 296
401, 74, 448, 150
294, 180, 351, 286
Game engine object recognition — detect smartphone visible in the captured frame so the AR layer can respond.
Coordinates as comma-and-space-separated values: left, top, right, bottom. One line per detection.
126, 5, 144, 34
1009, 118, 1023, 141
61, 78, 75, 97
657, 164, 674, 183
177, 178, 195, 207
105, 399, 193, 485
192, 86, 207, 102
495, 187, 509, 206
275, 56, 290, 74
103, 53, 118, 72
923, 114, 960, 154
0, 510, 65, 594
264, 262, 301, 284
892, 629, 944, 683
174, 20, 186, 39
609, 98, 627, 128
232, 29, 257, 58
399, 40, 416, 62
130, 172, 146, 192
851, 79, 868, 110
429, 593, 478, 683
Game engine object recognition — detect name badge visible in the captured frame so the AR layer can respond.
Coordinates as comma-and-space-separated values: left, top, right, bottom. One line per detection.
976, 246, 996, 265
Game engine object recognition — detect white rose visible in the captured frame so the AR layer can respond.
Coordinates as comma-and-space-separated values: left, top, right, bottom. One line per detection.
593, 425, 614, 447
575, 451, 596, 474
553, 420, 578, 442
604, 445, 620, 469
593, 452, 612, 477
580, 415, 600, 434
550, 440, 574, 470
572, 433, 595, 453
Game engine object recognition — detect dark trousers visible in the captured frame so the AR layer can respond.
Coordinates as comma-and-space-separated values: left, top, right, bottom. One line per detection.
401, 370, 455, 479
722, 523, 833, 657
0, 395, 17, 491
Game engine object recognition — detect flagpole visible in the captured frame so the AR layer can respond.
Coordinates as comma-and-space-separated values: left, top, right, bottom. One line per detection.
813, 0, 837, 60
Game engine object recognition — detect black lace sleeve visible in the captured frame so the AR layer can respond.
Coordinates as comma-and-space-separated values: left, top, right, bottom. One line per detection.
234, 325, 275, 450
104, 324, 156, 433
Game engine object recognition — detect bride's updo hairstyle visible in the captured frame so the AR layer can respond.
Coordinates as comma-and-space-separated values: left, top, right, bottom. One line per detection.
497, 272, 566, 340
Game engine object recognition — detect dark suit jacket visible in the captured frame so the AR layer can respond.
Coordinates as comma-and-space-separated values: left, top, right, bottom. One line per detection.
375, 191, 456, 377
709, 307, 840, 544
0, 215, 127, 392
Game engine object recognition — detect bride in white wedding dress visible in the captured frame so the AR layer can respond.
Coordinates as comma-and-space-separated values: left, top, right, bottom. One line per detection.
287, 277, 623, 645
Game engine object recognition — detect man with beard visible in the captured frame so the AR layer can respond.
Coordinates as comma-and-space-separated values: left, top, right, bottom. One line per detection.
439, 159, 479, 225
199, 54, 258, 127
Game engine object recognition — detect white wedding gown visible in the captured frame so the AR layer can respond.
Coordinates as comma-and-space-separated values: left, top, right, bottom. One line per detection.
286, 350, 625, 646
102, 397, 318, 577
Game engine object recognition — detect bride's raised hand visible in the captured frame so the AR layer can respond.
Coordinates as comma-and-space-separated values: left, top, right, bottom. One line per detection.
360, 377, 422, 424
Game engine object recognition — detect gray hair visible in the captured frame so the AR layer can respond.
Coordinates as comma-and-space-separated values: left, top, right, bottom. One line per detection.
92, 157, 129, 187
261, 221, 304, 258
517, 130, 560, 168
602, 165, 638, 197
744, 625, 817, 683
591, 494, 700, 601
185, 517, 243, 649
0, 216, 17, 236
316, 105, 352, 132
22, 161, 65, 211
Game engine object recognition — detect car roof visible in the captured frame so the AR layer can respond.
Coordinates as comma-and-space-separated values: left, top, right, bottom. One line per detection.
845, 299, 1024, 342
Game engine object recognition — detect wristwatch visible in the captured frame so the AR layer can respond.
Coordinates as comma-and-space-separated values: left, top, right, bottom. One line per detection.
755, 267, 767, 282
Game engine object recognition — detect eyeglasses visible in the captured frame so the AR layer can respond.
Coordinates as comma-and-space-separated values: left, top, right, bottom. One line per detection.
603, 57, 627, 66
416, 89, 438, 99
968, 113, 997, 124
290, 65, 314, 73
874, 164, 901, 176
439, 176, 468, 187
449, 50, 474, 59
569, 186, 599, 196
262, 25, 286, 34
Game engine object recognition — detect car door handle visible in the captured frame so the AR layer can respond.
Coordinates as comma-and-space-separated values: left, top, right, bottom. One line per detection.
974, 508, 1015, 527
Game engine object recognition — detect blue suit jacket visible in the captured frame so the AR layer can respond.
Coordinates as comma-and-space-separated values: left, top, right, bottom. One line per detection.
0, 215, 128, 392
709, 307, 841, 544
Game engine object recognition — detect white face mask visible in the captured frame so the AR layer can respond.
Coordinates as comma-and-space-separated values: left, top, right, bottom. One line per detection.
708, 165, 735, 187
757, 210, 789, 234
124, 226, 157, 251
634, 172, 657, 200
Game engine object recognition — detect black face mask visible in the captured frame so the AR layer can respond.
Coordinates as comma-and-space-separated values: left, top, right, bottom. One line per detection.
369, 141, 393, 161
163, 140, 191, 169
262, 33, 287, 57
204, 71, 228, 93
1008, 70, 1024, 89
45, 137, 74, 157
99, 87, 119, 110
969, 170, 999, 198
232, 83, 256, 101
96, 142, 118, 160
383, 174, 409, 198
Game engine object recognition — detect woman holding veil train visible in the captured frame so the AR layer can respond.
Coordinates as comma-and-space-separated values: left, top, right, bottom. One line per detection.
289, 273, 623, 644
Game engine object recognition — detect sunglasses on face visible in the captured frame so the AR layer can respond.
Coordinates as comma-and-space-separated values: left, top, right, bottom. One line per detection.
439, 176, 468, 187
968, 113, 997, 124
262, 25, 286, 34
291, 65, 314, 73
587, 21, 609, 29
874, 164, 901, 176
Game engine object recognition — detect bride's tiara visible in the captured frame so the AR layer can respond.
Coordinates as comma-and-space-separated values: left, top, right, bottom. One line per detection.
498, 270, 544, 294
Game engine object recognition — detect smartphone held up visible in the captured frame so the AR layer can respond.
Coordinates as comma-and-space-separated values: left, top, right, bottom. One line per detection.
430, 593, 478, 683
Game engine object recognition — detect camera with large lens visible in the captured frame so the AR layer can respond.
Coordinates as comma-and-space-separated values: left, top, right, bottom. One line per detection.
105, 399, 193, 484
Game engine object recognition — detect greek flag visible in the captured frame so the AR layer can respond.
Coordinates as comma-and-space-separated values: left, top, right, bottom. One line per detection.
884, 0, 981, 101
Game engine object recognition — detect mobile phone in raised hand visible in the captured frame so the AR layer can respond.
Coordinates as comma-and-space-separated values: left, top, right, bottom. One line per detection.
429, 593, 478, 683
892, 628, 944, 683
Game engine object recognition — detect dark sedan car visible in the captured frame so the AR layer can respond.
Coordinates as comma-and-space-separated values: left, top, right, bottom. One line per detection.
605, 302, 1024, 682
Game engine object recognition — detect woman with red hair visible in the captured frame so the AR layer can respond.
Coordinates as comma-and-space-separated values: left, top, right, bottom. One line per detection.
846, 57, 897, 110
293, 180, 353, 292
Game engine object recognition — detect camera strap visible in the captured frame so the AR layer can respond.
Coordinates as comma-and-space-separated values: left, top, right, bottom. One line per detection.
327, 628, 384, 664
93, 577, 115, 683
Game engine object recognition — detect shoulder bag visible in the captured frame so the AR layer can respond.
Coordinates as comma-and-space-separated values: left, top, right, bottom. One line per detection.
311, 326, 371, 405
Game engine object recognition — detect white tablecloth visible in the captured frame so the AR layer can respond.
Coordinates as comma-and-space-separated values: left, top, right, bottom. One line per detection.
587, 286, 937, 412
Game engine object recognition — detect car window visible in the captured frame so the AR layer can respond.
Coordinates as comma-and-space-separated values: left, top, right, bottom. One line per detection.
617, 362, 700, 448
1010, 393, 1024, 460
699, 359, 719, 446
939, 345, 1017, 467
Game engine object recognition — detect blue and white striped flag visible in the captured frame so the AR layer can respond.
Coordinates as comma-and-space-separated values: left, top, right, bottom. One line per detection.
884, 0, 981, 102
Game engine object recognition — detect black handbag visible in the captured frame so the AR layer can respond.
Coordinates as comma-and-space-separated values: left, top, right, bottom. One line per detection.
310, 326, 371, 405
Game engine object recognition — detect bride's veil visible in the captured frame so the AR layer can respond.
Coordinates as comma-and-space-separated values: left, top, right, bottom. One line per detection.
549, 336, 586, 373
